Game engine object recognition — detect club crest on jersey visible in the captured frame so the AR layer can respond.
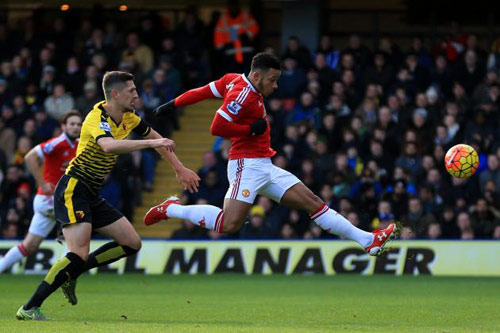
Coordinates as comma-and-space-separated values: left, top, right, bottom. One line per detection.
227, 101, 242, 115
99, 122, 111, 131
242, 189, 250, 197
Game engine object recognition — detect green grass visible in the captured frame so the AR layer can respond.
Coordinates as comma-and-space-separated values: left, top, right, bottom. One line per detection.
0, 275, 499, 332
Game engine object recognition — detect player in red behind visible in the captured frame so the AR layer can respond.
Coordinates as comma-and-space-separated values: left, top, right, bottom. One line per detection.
0, 111, 82, 273
145, 53, 397, 255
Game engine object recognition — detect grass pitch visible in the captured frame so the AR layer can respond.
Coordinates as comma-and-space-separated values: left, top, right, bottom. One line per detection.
0, 274, 499, 332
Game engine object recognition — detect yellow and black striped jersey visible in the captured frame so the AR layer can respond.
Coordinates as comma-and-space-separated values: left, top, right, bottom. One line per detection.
66, 101, 151, 192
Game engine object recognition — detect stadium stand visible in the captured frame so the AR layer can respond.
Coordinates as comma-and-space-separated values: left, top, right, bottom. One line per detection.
0, 6, 499, 241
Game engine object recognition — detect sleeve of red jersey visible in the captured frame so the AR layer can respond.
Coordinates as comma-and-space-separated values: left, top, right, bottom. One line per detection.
216, 85, 257, 124
37, 139, 56, 157
210, 113, 250, 138
174, 73, 239, 107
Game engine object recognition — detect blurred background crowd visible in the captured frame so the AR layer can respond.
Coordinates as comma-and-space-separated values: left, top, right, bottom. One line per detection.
0, 1, 499, 241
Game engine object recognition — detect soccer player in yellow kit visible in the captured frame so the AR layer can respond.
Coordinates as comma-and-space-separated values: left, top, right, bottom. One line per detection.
16, 71, 200, 320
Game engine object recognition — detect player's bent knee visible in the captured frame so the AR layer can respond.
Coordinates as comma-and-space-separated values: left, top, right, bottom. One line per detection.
123, 238, 142, 252
131, 239, 142, 251
122, 244, 140, 256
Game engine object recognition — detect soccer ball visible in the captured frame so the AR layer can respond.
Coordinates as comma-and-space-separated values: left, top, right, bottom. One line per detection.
444, 144, 479, 178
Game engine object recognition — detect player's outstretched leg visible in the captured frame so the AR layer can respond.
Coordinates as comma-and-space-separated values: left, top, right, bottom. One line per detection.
144, 196, 251, 234
281, 183, 398, 256
0, 233, 45, 273
0, 244, 29, 273
144, 196, 226, 232
310, 202, 398, 255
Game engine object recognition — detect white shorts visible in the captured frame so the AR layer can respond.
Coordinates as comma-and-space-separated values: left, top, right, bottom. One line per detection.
29, 194, 56, 238
225, 157, 301, 204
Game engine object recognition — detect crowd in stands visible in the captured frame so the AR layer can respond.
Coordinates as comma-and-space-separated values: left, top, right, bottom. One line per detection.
0, 8, 499, 241
176, 30, 500, 241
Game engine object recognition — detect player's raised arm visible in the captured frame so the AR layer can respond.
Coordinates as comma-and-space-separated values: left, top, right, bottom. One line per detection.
143, 128, 200, 193
153, 73, 239, 117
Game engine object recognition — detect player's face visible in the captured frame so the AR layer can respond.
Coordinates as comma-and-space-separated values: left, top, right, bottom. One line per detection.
117, 80, 139, 112
257, 69, 280, 97
62, 115, 82, 140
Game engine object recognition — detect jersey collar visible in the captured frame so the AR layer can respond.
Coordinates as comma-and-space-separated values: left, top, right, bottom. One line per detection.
241, 73, 258, 93
62, 132, 76, 148
98, 102, 121, 126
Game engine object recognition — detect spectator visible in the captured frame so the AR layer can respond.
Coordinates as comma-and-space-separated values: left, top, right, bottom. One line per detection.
315, 34, 340, 71
121, 32, 154, 74
282, 36, 312, 71
43, 83, 74, 121
75, 81, 101, 116
343, 34, 371, 70
0, 117, 16, 161
479, 154, 500, 192
240, 205, 273, 239
286, 91, 321, 128
213, 0, 259, 73
364, 51, 395, 91
427, 222, 442, 239
469, 197, 500, 238
278, 57, 307, 99
456, 212, 474, 239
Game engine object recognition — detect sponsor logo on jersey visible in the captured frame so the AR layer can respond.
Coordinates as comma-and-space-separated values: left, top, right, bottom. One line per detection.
43, 142, 55, 153
227, 101, 242, 115
99, 122, 111, 131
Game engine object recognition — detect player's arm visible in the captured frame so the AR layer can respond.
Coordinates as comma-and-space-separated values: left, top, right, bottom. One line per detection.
154, 74, 235, 116
97, 136, 175, 154
210, 111, 267, 138
143, 128, 200, 193
24, 146, 53, 194
89, 113, 175, 154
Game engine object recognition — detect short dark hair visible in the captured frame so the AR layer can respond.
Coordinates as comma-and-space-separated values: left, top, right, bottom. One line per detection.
60, 110, 82, 125
102, 71, 134, 100
250, 53, 281, 72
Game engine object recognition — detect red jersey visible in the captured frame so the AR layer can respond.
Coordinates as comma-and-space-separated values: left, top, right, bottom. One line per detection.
212, 73, 276, 160
35, 133, 78, 195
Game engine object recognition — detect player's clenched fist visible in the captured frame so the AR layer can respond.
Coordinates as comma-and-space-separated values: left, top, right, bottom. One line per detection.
250, 119, 267, 135
150, 138, 175, 152
250, 119, 267, 136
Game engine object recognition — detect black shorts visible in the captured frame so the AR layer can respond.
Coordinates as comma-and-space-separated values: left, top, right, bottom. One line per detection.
54, 174, 123, 229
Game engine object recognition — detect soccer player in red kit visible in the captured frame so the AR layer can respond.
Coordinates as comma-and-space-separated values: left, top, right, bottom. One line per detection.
0, 111, 82, 273
145, 53, 397, 255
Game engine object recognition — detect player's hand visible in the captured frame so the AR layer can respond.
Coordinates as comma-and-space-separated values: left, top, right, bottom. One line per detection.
250, 119, 268, 136
176, 167, 201, 193
150, 138, 175, 152
40, 182, 55, 195
153, 100, 176, 117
